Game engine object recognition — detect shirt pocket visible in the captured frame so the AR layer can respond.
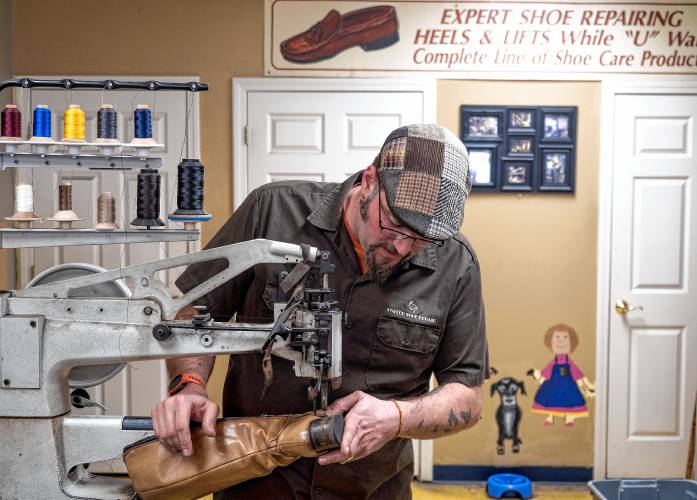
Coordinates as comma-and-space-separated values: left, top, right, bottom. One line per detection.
365, 317, 441, 394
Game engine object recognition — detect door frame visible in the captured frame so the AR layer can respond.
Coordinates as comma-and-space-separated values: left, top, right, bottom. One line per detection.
232, 77, 436, 209
231, 77, 436, 480
595, 79, 697, 479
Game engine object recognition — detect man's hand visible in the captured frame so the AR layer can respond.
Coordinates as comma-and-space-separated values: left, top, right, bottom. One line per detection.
151, 384, 219, 457
318, 391, 399, 465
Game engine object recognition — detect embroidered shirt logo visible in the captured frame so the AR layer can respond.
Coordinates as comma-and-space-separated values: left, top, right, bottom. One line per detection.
386, 302, 437, 325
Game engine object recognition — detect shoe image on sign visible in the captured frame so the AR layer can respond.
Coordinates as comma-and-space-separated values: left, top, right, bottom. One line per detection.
280, 5, 400, 64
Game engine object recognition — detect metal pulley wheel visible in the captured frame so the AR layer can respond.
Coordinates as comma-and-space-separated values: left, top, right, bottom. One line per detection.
26, 262, 130, 388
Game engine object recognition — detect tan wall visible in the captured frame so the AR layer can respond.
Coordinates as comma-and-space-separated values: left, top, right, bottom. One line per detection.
436, 80, 600, 466
12, 2, 600, 468
0, 0, 13, 290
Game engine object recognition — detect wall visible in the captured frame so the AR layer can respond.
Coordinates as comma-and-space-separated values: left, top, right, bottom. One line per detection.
0, 0, 13, 290
12, 1, 600, 469
436, 79, 600, 467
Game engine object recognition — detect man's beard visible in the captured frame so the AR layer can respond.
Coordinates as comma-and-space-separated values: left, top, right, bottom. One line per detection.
359, 186, 408, 283
366, 244, 406, 284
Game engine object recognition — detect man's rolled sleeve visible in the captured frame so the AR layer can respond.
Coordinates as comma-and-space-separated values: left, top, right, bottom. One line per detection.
174, 190, 260, 320
432, 259, 489, 388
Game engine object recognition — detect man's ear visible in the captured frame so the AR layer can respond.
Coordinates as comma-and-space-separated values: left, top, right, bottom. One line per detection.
361, 165, 378, 195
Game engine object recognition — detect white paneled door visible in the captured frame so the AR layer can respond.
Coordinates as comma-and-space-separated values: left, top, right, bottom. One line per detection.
607, 90, 697, 477
236, 79, 434, 205
13, 76, 200, 472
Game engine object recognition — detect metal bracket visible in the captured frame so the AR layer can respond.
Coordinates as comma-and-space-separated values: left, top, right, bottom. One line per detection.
0, 315, 44, 388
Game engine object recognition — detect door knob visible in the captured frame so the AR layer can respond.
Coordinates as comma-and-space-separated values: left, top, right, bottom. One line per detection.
615, 299, 643, 315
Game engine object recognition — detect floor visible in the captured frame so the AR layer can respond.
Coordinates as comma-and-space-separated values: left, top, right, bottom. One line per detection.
411, 481, 592, 499
199, 482, 592, 499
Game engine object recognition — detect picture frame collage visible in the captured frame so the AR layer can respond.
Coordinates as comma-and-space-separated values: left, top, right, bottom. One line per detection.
460, 105, 577, 193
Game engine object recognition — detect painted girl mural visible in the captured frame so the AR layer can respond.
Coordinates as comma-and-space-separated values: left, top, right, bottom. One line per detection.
527, 324, 595, 426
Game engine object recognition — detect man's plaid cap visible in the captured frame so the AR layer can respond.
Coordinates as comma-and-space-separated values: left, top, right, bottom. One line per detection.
373, 124, 471, 241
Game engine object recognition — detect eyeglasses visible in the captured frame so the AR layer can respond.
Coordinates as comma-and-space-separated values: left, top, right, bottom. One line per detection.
376, 181, 444, 249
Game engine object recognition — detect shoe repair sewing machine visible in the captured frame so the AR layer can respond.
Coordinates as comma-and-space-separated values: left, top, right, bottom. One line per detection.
0, 239, 342, 499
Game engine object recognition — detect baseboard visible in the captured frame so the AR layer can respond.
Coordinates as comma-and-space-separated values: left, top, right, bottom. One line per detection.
433, 465, 593, 482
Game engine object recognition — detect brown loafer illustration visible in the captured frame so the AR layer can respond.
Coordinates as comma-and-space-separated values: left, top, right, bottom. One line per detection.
281, 5, 399, 64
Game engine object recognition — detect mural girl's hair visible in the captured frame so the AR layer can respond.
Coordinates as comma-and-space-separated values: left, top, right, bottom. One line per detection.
543, 323, 579, 352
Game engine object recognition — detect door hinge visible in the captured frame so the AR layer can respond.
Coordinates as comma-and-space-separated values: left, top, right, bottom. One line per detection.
244, 126, 249, 146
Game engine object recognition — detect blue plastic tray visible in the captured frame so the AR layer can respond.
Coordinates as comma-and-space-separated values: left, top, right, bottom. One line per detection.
589, 479, 697, 500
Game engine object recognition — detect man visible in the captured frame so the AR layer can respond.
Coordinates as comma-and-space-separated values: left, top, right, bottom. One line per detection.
151, 124, 488, 499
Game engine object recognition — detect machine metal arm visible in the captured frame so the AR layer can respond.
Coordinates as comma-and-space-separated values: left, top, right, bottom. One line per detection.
16, 239, 318, 319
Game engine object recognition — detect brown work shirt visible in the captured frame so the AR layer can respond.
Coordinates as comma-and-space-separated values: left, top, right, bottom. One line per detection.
175, 172, 488, 499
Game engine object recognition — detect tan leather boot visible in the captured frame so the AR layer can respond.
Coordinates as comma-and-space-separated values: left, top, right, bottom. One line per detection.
124, 414, 343, 500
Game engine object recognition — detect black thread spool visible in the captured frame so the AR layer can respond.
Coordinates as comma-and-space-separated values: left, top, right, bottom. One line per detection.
131, 169, 165, 228
96, 104, 118, 142
176, 159, 207, 214
169, 159, 211, 229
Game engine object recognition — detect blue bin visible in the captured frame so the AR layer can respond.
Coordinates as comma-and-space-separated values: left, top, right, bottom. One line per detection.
588, 479, 697, 500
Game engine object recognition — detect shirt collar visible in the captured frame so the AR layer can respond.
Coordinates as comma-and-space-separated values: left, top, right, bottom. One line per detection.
307, 171, 438, 272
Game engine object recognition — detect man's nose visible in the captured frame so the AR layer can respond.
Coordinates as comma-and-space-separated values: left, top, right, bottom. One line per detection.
393, 238, 414, 256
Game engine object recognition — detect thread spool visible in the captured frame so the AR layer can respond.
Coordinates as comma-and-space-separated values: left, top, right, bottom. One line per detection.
1, 104, 22, 140
131, 169, 165, 228
95, 192, 118, 231
169, 159, 211, 230
96, 104, 119, 143
48, 181, 84, 229
5, 184, 42, 228
30, 105, 52, 142
130, 104, 156, 145
63, 104, 86, 142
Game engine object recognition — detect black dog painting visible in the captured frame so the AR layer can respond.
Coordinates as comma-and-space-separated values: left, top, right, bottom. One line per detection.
490, 376, 527, 455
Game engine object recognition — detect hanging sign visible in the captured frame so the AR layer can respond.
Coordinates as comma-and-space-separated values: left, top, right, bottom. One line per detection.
265, 1, 697, 77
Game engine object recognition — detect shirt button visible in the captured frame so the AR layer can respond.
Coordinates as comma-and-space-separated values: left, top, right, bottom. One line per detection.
346, 321, 353, 328
314, 487, 323, 495
402, 339, 410, 347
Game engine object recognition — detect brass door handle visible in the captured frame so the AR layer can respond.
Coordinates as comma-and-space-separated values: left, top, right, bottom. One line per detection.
615, 299, 644, 315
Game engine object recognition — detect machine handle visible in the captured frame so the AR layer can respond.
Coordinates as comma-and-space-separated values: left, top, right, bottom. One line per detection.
122, 417, 153, 431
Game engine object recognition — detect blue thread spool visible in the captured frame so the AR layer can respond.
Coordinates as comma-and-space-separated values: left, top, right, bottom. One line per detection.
487, 473, 532, 499
32, 105, 52, 139
134, 104, 152, 139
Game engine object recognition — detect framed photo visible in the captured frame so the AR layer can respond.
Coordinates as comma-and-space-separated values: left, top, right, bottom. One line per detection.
507, 135, 535, 156
508, 108, 535, 133
460, 107, 504, 141
466, 143, 498, 191
540, 107, 576, 143
501, 158, 533, 191
539, 147, 575, 192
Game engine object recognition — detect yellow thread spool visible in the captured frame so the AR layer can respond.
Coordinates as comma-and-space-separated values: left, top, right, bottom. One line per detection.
63, 104, 85, 141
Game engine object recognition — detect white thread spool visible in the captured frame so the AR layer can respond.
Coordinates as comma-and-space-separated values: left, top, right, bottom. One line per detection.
15, 184, 34, 213
5, 184, 42, 228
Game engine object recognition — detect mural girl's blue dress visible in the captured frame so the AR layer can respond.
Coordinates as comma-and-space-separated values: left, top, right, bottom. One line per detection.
531, 354, 588, 418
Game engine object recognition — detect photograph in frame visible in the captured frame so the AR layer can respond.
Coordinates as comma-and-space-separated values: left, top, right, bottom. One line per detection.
543, 113, 570, 139
508, 136, 534, 156
468, 115, 500, 138
466, 143, 498, 191
538, 147, 575, 192
501, 159, 533, 191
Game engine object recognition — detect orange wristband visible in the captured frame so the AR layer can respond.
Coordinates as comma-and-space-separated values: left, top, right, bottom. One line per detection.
391, 400, 403, 438
168, 373, 205, 396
